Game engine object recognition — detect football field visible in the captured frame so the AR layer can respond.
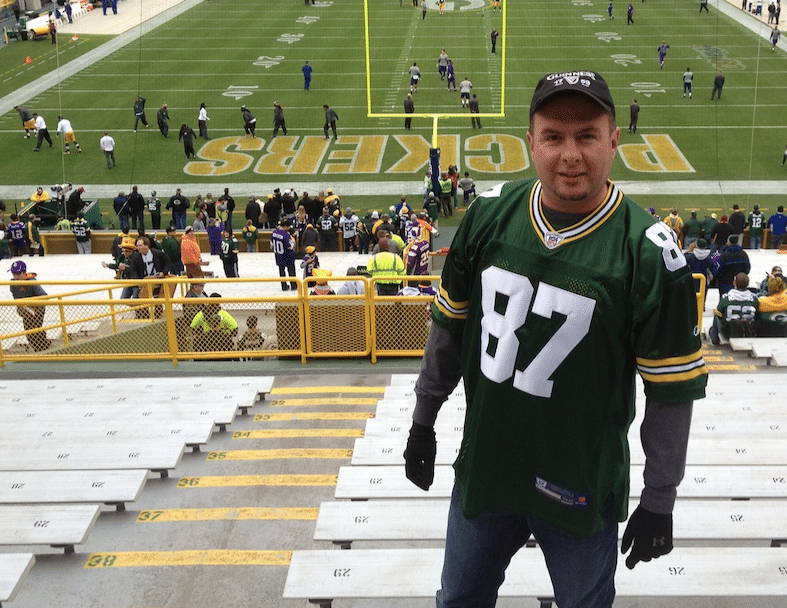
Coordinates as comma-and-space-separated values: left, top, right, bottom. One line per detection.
1, 0, 786, 221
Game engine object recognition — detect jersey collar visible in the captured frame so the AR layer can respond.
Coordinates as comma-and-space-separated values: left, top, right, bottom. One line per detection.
529, 180, 623, 250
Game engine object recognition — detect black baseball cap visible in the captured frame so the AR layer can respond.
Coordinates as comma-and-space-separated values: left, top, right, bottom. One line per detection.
530, 70, 616, 120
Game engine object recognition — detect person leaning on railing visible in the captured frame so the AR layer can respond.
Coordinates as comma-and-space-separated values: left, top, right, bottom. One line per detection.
366, 237, 406, 295
189, 293, 238, 354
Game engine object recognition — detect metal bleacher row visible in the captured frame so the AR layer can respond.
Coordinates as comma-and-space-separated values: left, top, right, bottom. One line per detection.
0, 375, 273, 608
283, 373, 787, 608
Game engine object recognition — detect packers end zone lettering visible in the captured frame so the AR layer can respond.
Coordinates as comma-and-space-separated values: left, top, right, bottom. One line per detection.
183, 134, 528, 176
183, 133, 691, 176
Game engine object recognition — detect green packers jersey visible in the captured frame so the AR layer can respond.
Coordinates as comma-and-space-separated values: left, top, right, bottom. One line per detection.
433, 178, 707, 537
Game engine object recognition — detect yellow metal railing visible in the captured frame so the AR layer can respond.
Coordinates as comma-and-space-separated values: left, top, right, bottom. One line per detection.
0, 273, 707, 365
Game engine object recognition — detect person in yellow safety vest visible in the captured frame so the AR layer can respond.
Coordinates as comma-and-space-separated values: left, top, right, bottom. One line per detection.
439, 173, 453, 218
367, 237, 406, 295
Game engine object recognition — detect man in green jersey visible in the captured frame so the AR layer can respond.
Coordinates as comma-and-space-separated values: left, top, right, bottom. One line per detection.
404, 70, 707, 608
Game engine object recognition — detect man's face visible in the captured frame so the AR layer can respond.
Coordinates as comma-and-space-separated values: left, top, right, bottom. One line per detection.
526, 95, 619, 214
11, 272, 24, 280
136, 240, 149, 254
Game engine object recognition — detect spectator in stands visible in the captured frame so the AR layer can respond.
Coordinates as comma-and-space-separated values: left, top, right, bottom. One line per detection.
206, 217, 224, 256
300, 245, 319, 279
127, 185, 146, 232
700, 212, 717, 241
220, 228, 239, 278
192, 211, 207, 232
767, 205, 787, 249
190, 293, 238, 354
373, 230, 403, 256
162, 226, 184, 276
339, 207, 359, 252
746, 204, 765, 250
458, 171, 476, 206
709, 272, 758, 345
272, 218, 298, 291
167, 188, 189, 230
67, 187, 85, 220
300, 223, 319, 254
728, 204, 746, 244
715, 234, 750, 296
367, 237, 406, 295
663, 207, 684, 247
242, 219, 259, 252
757, 266, 785, 295
709, 214, 733, 254
681, 211, 702, 250
9, 260, 50, 352
181, 226, 208, 279
26, 214, 44, 257
245, 196, 262, 228
309, 268, 335, 295
336, 267, 365, 295
72, 212, 91, 254
183, 281, 208, 325
756, 275, 787, 335
406, 232, 431, 275
238, 315, 266, 352
357, 212, 374, 255
317, 206, 338, 252
113, 191, 129, 231
294, 206, 309, 250
102, 236, 138, 299
684, 238, 715, 306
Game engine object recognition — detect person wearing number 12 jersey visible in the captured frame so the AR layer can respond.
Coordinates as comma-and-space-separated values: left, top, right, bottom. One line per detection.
403, 70, 707, 608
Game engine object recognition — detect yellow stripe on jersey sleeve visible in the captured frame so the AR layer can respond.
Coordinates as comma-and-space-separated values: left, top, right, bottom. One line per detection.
434, 284, 468, 320
636, 350, 708, 383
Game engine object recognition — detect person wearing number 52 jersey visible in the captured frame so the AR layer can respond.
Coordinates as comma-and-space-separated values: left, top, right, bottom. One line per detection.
403, 70, 707, 608
271, 217, 298, 291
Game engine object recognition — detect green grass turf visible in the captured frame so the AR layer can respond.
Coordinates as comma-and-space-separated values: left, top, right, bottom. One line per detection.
2, 0, 786, 227
0, 34, 114, 99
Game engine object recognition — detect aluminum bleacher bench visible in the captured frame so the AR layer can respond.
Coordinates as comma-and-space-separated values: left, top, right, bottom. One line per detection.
771, 350, 787, 367
283, 547, 787, 608
0, 470, 148, 512
0, 418, 215, 452
314, 498, 787, 548
0, 504, 101, 554
0, 441, 184, 478
0, 553, 35, 608
0, 401, 240, 433
351, 435, 787, 466
335, 464, 787, 500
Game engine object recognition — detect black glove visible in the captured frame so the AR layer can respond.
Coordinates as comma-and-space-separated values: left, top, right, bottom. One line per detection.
620, 505, 673, 569
403, 422, 436, 491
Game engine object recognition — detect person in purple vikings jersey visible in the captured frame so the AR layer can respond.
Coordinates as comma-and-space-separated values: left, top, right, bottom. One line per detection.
446, 60, 456, 91
406, 237, 431, 275
271, 218, 298, 291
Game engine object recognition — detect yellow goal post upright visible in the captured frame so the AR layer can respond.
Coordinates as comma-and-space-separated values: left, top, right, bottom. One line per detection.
362, 0, 507, 192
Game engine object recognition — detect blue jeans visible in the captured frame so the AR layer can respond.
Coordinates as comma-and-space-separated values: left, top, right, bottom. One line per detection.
750, 236, 762, 250
174, 211, 187, 230
437, 484, 617, 608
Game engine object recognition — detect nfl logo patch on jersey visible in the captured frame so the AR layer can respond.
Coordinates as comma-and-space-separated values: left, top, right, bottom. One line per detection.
544, 232, 564, 249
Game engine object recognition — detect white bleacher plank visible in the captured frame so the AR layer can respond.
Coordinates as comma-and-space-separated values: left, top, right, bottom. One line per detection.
335, 465, 787, 499
751, 340, 787, 358
284, 547, 787, 602
364, 415, 787, 439
0, 470, 148, 508
314, 499, 787, 544
351, 435, 787, 466
376, 394, 786, 420
0, 504, 101, 551
0, 553, 35, 604
0, 402, 239, 429
0, 419, 214, 448
0, 441, 184, 475
383, 385, 465, 401
0, 380, 258, 407
257, 376, 274, 399
728, 337, 760, 352
771, 350, 787, 367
